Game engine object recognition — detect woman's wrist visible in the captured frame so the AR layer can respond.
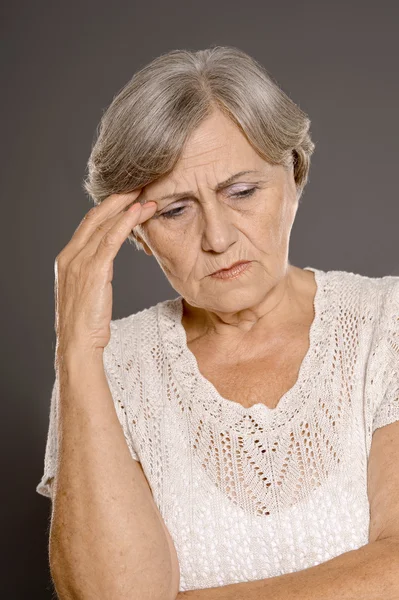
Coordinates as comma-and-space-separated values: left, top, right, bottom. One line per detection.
56, 343, 105, 378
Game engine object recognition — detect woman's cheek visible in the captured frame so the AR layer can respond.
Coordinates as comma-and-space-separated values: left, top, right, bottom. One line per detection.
141, 220, 179, 255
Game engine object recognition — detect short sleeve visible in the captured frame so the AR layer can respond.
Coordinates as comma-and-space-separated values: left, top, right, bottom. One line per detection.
36, 322, 140, 500
36, 376, 59, 499
371, 278, 399, 435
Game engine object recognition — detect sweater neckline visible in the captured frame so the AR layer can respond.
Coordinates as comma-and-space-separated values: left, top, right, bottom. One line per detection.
158, 266, 329, 425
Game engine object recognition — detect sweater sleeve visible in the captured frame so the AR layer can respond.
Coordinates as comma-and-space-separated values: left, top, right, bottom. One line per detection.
35, 320, 140, 500
371, 278, 399, 436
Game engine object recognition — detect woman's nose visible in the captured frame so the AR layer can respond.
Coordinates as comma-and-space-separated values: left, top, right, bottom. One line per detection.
200, 202, 237, 253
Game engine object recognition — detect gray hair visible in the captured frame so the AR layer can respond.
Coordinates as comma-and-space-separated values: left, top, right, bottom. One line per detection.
83, 45, 315, 250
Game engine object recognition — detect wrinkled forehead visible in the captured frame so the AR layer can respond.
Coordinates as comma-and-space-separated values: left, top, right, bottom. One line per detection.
140, 114, 272, 203
141, 167, 271, 207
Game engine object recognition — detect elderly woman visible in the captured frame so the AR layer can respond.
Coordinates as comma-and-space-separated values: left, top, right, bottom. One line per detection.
36, 46, 399, 599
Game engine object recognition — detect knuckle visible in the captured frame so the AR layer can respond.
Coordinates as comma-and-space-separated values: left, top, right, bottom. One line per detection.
100, 231, 117, 247
95, 222, 108, 235
84, 206, 98, 221
68, 257, 84, 276
54, 252, 67, 270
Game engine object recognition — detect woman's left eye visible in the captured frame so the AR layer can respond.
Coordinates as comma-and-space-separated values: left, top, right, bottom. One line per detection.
231, 187, 257, 199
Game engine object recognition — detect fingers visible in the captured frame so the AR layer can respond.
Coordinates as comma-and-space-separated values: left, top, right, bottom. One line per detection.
61, 190, 144, 262
86, 201, 157, 261
79, 210, 133, 256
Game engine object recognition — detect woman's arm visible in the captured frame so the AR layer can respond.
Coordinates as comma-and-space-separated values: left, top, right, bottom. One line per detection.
177, 537, 399, 599
49, 351, 179, 600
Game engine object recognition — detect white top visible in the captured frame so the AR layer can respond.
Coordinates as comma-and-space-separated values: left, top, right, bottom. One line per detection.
36, 266, 399, 593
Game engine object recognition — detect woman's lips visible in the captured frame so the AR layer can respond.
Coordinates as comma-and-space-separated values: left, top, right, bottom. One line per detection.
211, 260, 250, 274
210, 261, 252, 279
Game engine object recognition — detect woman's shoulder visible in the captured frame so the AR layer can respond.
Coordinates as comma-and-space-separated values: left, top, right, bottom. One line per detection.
104, 296, 180, 361
319, 268, 398, 367
306, 266, 398, 348
319, 265, 397, 286
317, 266, 399, 311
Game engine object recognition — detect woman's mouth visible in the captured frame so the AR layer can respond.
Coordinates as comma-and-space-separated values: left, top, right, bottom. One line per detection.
209, 261, 252, 280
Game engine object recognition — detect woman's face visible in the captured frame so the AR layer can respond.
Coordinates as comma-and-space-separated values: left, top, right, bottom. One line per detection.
134, 109, 299, 314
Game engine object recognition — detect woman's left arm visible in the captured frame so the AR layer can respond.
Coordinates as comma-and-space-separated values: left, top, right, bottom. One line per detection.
178, 419, 399, 599
178, 537, 399, 599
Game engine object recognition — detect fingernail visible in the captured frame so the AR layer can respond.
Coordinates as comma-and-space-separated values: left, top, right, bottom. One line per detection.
127, 203, 141, 212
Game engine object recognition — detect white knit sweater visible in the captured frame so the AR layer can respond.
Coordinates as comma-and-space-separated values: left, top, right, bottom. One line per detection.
37, 266, 399, 593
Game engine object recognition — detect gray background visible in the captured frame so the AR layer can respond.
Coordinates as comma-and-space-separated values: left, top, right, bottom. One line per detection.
2, 1, 398, 597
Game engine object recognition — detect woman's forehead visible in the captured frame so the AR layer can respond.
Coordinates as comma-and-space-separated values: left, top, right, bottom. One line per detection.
145, 169, 267, 203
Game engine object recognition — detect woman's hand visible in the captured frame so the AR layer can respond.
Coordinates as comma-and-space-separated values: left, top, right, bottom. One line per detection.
53, 190, 157, 366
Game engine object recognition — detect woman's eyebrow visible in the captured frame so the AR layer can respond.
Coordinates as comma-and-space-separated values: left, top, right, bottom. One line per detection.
150, 170, 265, 203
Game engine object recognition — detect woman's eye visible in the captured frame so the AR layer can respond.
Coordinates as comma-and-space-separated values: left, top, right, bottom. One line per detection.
232, 187, 257, 199
161, 206, 186, 219
160, 187, 257, 219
